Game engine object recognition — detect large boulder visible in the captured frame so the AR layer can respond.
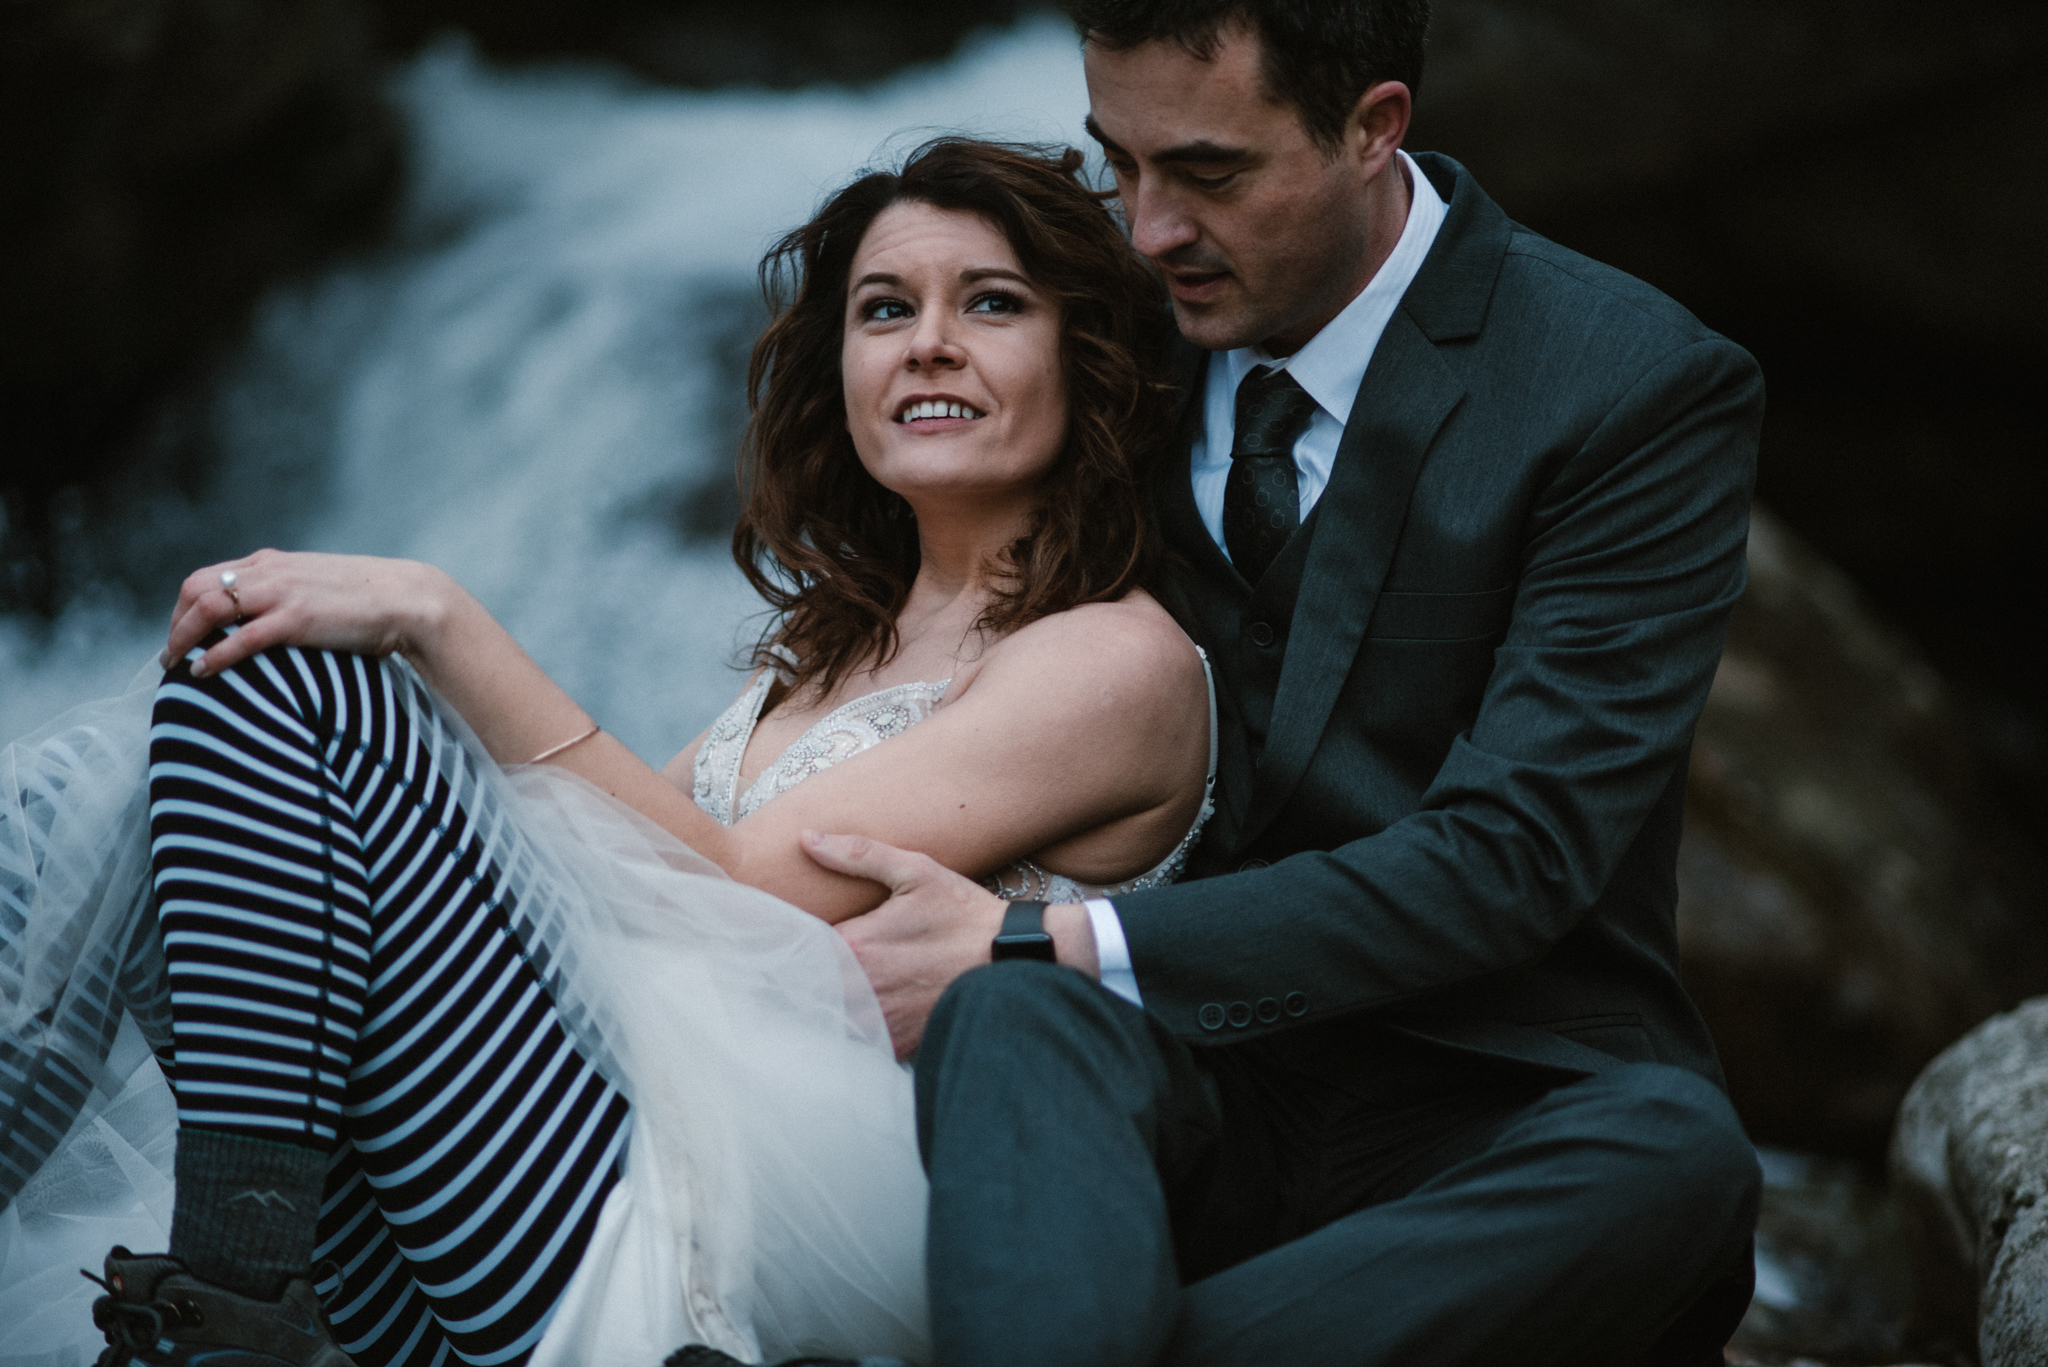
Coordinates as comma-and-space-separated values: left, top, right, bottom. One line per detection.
1891, 997, 2048, 1366
0, 0, 400, 609
1675, 509, 2047, 1158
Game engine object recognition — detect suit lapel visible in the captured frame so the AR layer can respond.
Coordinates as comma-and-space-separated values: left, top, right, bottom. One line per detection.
1236, 311, 1466, 850
1227, 153, 1509, 852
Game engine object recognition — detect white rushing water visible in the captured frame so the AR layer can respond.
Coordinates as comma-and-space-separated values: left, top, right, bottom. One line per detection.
0, 13, 1092, 760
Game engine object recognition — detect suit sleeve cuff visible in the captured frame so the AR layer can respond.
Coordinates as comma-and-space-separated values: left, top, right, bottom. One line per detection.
1084, 898, 1142, 1007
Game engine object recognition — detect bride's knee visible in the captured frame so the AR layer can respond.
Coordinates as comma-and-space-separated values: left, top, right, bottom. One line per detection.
153, 642, 389, 743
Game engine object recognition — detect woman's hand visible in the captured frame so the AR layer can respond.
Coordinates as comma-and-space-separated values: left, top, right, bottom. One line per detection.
163, 549, 462, 679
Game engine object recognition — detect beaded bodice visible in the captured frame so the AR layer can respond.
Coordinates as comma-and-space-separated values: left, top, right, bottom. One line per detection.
690, 650, 1217, 902
692, 667, 951, 826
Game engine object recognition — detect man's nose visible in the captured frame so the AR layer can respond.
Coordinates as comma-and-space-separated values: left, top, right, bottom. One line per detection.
1126, 182, 1199, 263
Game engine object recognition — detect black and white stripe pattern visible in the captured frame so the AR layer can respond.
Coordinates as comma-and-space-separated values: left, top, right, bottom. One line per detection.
149, 647, 630, 1365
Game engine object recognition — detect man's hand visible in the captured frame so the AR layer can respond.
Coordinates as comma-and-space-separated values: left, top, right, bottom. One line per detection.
803, 831, 1099, 1059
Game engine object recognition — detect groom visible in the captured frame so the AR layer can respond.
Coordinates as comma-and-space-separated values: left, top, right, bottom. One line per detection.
813, 1, 1765, 1363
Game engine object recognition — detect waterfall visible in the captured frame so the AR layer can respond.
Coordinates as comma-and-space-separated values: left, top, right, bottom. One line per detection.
0, 14, 1090, 761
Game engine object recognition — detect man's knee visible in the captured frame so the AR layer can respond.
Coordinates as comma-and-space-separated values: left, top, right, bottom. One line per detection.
923, 961, 1135, 1082
1545, 1063, 1760, 1239
917, 963, 1168, 1152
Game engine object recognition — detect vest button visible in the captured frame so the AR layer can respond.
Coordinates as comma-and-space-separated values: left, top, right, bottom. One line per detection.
1283, 991, 1309, 1018
1248, 621, 1276, 648
1226, 1001, 1254, 1028
1198, 1003, 1226, 1031
1256, 997, 1282, 1024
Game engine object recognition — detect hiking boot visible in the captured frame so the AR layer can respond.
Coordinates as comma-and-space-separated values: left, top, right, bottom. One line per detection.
87, 1245, 355, 1366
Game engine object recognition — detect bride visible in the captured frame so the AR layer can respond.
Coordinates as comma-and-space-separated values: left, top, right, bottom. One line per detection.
0, 138, 1210, 1366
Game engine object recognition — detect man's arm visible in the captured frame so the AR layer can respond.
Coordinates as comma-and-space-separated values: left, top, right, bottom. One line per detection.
1116, 334, 1762, 1035
821, 334, 1759, 1056
802, 831, 1097, 1059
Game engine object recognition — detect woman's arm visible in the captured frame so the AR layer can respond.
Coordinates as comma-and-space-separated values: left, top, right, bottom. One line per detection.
671, 599, 1210, 920
165, 550, 745, 863
168, 554, 1209, 923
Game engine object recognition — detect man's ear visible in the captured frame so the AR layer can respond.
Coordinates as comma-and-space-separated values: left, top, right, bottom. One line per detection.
1346, 80, 1413, 183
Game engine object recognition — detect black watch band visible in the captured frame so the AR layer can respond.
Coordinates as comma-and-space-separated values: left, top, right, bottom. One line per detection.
992, 900, 1058, 963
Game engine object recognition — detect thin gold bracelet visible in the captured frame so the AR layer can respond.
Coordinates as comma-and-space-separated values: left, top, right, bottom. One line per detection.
528, 724, 601, 765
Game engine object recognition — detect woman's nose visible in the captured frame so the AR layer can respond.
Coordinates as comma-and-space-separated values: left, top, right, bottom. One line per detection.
905, 313, 963, 369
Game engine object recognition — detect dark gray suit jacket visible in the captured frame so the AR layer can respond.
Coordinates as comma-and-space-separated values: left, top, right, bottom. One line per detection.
1115, 153, 1762, 1086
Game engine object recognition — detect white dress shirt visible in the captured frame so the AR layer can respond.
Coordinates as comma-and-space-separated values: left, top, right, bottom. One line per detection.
1086, 150, 1449, 1009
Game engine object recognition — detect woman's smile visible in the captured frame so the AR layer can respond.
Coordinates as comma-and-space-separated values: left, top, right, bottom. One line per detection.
895, 393, 988, 426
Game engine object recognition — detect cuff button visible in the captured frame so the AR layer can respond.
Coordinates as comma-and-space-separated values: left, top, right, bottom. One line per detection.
1256, 997, 1281, 1023
1226, 1001, 1253, 1028
1283, 991, 1308, 1018
1198, 1003, 1226, 1031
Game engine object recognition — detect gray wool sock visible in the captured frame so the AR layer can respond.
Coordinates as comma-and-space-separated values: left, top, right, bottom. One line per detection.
170, 1129, 328, 1299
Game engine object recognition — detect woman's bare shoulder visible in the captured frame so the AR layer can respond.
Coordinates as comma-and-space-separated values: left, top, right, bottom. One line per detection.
973, 591, 1204, 712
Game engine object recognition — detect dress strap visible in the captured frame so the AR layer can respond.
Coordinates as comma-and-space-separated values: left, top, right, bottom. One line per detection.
1195, 644, 1218, 787
691, 669, 778, 826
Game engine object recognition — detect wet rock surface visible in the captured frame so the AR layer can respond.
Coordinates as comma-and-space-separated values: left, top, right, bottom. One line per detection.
1676, 510, 2047, 1160
1891, 998, 2048, 1367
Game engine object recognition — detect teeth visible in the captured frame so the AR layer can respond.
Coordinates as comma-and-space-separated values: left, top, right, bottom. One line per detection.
898, 399, 984, 423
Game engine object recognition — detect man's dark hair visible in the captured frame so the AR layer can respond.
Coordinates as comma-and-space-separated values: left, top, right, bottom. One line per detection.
1066, 0, 1431, 154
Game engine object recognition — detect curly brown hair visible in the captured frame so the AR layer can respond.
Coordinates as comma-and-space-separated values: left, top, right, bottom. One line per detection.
733, 137, 1177, 700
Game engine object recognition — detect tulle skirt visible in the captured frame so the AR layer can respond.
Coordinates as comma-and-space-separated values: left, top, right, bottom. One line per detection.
0, 659, 930, 1366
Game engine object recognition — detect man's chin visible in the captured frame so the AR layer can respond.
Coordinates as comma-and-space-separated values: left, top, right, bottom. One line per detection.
1170, 299, 1266, 353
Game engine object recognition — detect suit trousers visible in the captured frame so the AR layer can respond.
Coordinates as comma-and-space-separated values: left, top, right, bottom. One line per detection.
915, 962, 1760, 1367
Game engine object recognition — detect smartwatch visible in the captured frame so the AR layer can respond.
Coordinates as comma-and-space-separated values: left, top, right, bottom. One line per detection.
991, 900, 1058, 963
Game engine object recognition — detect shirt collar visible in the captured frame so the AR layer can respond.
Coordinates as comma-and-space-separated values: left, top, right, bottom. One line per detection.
1221, 150, 1448, 426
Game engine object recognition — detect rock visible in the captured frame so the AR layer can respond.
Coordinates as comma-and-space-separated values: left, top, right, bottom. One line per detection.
1676, 509, 2047, 1158
1730, 1149, 1913, 1364
0, 0, 401, 609
1892, 997, 2048, 1367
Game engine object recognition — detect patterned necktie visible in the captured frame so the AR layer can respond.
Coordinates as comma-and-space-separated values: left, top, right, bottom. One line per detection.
1222, 366, 1318, 585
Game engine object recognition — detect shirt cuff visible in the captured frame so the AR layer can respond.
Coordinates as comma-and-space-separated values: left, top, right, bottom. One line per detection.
1083, 898, 1142, 1007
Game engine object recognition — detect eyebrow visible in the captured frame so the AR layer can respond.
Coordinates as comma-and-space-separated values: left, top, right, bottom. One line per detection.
1085, 115, 1249, 167
851, 267, 1034, 290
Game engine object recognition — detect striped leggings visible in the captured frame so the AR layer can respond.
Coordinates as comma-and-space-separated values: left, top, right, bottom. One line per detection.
148, 646, 630, 1366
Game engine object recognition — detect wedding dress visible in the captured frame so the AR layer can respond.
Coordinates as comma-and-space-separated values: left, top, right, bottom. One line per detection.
0, 651, 1213, 1367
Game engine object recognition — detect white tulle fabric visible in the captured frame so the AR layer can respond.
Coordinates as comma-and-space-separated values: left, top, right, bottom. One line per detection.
0, 658, 929, 1367
0, 664, 170, 1367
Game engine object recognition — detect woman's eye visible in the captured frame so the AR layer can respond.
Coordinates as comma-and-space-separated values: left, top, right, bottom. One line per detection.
966, 291, 1025, 316
861, 298, 912, 322
1190, 172, 1239, 191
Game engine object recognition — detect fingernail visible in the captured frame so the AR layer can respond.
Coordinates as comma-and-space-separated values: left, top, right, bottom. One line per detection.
190, 660, 209, 678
